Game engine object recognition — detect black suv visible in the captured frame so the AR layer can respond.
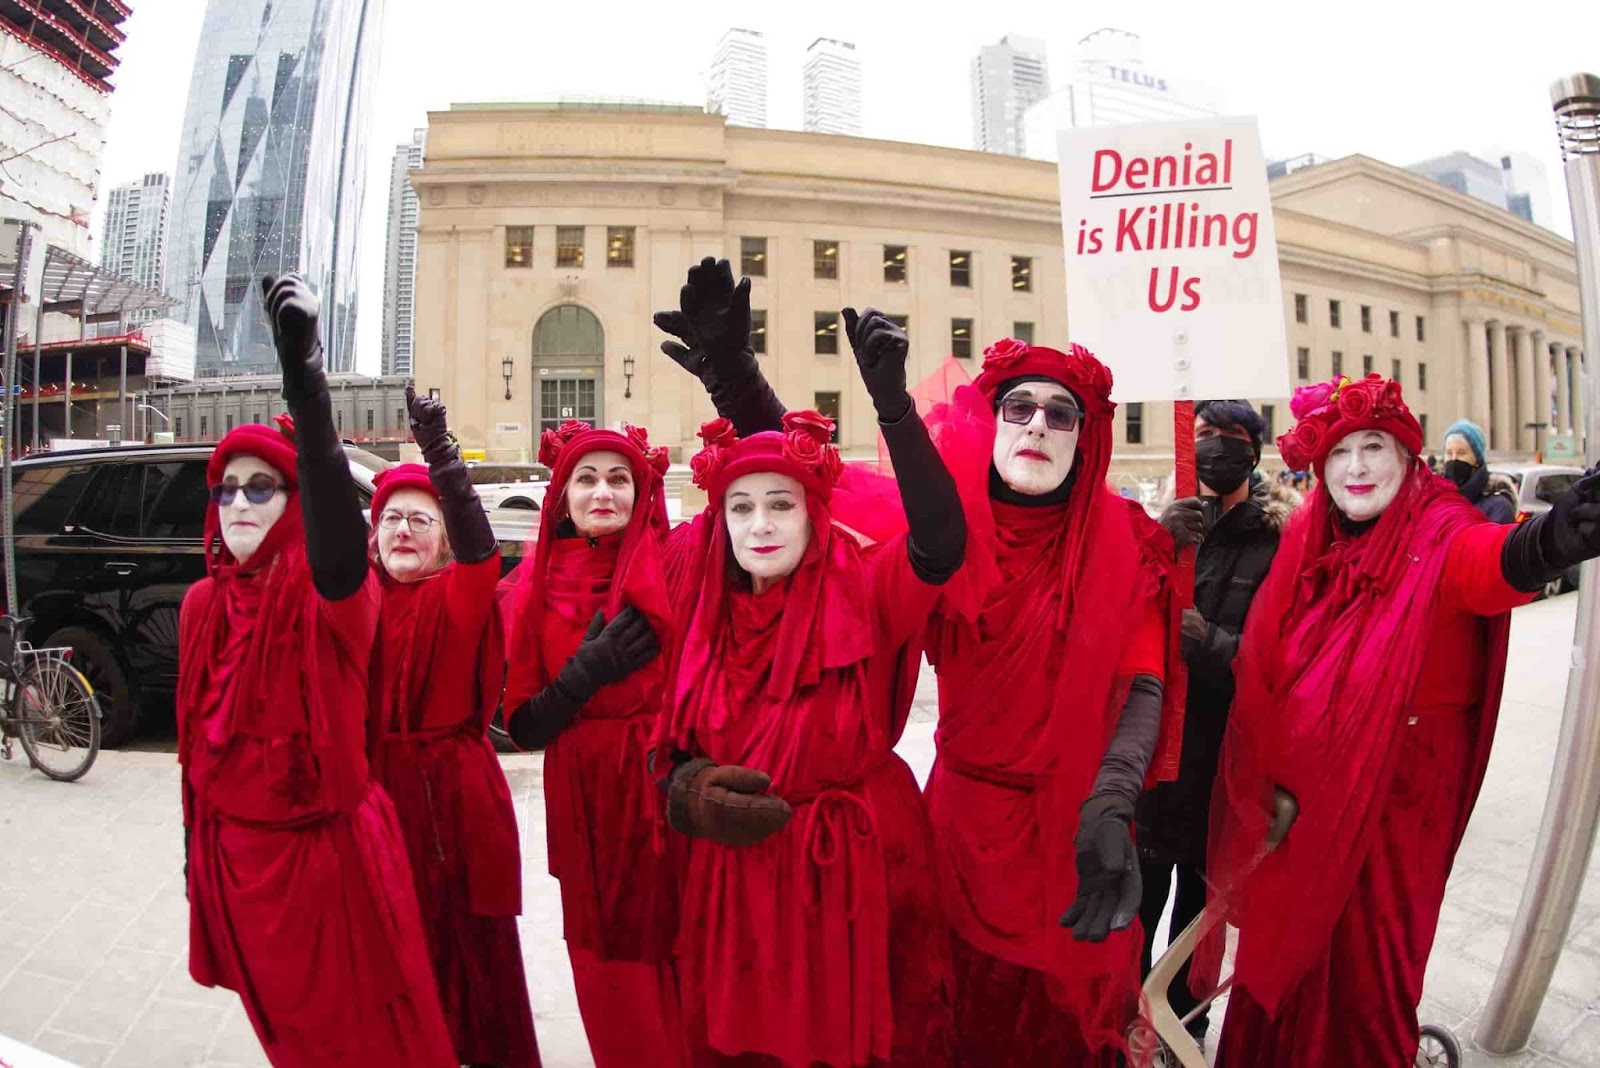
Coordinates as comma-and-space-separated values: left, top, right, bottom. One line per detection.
6, 442, 531, 746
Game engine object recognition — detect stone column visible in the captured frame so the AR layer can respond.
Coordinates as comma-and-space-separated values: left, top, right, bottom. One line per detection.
1467, 317, 1492, 433
1556, 343, 1571, 436
1532, 330, 1551, 452
1514, 327, 1537, 453
1573, 347, 1587, 455
1489, 320, 1514, 452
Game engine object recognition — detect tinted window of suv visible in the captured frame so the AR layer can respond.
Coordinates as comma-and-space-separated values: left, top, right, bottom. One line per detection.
13, 464, 96, 535
1535, 473, 1580, 505
144, 461, 210, 539
72, 463, 142, 536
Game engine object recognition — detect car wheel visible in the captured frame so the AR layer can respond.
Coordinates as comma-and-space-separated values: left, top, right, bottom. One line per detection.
44, 626, 137, 748
501, 498, 537, 510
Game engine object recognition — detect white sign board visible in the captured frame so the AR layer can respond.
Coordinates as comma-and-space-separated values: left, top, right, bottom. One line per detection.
1057, 116, 1290, 403
495, 422, 523, 434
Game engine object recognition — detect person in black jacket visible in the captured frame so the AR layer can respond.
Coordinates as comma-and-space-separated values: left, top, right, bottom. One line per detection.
1136, 399, 1292, 1050
1442, 420, 1516, 523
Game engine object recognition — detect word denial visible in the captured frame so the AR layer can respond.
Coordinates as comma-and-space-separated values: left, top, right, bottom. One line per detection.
1076, 137, 1262, 312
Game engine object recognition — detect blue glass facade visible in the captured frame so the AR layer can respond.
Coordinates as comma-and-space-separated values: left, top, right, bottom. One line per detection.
167, 0, 385, 375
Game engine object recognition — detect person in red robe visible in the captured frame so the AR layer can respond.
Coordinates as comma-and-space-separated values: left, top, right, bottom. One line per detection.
501, 420, 684, 1067
177, 275, 456, 1067
366, 388, 540, 1068
918, 337, 1180, 1067
651, 305, 966, 1067
1204, 374, 1600, 1066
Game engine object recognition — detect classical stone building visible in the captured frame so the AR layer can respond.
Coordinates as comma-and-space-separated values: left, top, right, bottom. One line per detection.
412, 104, 1584, 469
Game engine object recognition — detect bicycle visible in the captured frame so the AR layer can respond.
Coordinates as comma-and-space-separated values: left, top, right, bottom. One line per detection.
0, 615, 102, 782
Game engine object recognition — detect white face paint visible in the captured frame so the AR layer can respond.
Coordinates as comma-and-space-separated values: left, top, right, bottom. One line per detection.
724, 471, 811, 593
217, 455, 289, 565
565, 449, 636, 538
1324, 429, 1408, 522
992, 382, 1082, 495
376, 486, 446, 583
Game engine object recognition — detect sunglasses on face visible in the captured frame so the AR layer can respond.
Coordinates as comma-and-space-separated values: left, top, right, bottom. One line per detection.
999, 397, 1084, 433
378, 510, 440, 534
209, 475, 284, 506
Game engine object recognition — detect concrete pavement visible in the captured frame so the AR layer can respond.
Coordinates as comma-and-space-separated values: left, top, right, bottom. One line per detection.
0, 596, 1594, 1066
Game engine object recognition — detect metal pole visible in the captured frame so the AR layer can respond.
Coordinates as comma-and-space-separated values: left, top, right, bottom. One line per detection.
31, 297, 42, 454
1476, 71, 1600, 1054
62, 350, 70, 439
2, 220, 34, 614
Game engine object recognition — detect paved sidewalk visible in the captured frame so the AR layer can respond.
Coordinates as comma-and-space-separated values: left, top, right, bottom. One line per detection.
0, 597, 1593, 1066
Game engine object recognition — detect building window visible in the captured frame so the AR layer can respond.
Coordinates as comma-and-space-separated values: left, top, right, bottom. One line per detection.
951, 318, 973, 359
1011, 256, 1032, 292
751, 309, 767, 354
556, 226, 584, 268
336, 409, 344, 433
1329, 299, 1342, 328
225, 414, 235, 433
1390, 310, 1400, 337
1126, 402, 1144, 444
1392, 358, 1402, 383
1419, 362, 1428, 391
254, 412, 263, 425
1013, 321, 1034, 344
1416, 315, 1426, 342
395, 408, 404, 430
1363, 354, 1374, 374
1332, 351, 1343, 376
1297, 346, 1310, 379
366, 409, 374, 432
1294, 293, 1307, 324
200, 415, 208, 438
814, 312, 838, 355
813, 392, 841, 442
1261, 403, 1275, 437
506, 226, 533, 268
950, 250, 971, 288
175, 416, 184, 437
887, 314, 909, 331
607, 227, 635, 268
883, 245, 908, 284
741, 236, 767, 277
814, 240, 839, 279
1361, 305, 1372, 333
1420, 414, 1429, 445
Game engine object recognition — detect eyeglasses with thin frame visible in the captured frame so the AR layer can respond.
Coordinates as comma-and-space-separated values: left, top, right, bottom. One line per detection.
378, 510, 440, 534
999, 397, 1084, 433
209, 475, 284, 506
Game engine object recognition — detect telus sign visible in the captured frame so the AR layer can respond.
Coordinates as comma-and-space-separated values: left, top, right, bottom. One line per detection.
1104, 65, 1169, 92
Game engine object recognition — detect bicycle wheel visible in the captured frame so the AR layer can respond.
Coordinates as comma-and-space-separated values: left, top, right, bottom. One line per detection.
1416, 1023, 1462, 1068
16, 658, 101, 782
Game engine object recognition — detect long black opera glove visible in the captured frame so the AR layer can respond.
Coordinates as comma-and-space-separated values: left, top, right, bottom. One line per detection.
708, 358, 787, 437
1092, 673, 1164, 807
1501, 464, 1600, 592
506, 608, 659, 750
506, 678, 585, 751
261, 274, 367, 602
407, 385, 496, 564
879, 406, 965, 585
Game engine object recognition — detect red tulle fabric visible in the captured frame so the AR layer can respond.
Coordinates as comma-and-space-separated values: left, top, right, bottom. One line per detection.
1198, 465, 1490, 1015
920, 374, 1178, 1057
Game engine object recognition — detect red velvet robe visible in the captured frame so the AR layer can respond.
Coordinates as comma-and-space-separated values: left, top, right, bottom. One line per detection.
178, 544, 455, 1067
369, 554, 540, 1068
1212, 487, 1529, 1067
660, 514, 953, 1068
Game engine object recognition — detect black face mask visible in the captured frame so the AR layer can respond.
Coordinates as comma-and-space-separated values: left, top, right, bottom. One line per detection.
1442, 459, 1476, 488
1195, 435, 1257, 496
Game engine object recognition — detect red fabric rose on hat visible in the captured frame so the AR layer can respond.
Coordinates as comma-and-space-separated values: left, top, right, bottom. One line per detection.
273, 412, 296, 441
783, 428, 826, 468
690, 446, 724, 490
539, 419, 592, 467
982, 337, 1031, 373
646, 446, 670, 477
782, 410, 835, 443
1336, 380, 1376, 420
699, 417, 737, 449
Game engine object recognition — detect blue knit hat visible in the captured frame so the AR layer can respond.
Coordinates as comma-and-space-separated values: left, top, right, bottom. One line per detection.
1443, 420, 1487, 466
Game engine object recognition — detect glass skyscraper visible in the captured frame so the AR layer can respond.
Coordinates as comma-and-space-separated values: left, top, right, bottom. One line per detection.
167, 0, 385, 376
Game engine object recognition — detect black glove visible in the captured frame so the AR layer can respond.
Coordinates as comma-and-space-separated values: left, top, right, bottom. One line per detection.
1160, 497, 1206, 549
558, 607, 659, 703
260, 274, 326, 406
406, 384, 455, 462
1179, 607, 1208, 650
653, 257, 753, 384
668, 757, 794, 847
1059, 794, 1141, 943
1501, 463, 1600, 592
841, 307, 911, 421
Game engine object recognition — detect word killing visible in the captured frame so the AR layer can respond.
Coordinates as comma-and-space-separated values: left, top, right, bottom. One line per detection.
1077, 205, 1260, 259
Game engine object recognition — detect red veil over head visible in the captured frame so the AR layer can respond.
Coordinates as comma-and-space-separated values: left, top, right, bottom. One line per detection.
502, 421, 673, 713
1199, 376, 1490, 1014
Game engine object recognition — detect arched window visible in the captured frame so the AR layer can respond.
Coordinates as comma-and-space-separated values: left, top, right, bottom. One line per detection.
533, 305, 604, 359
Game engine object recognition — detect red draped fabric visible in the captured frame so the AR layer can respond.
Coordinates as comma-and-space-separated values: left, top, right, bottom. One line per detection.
1206, 467, 1528, 1065
369, 555, 539, 1067
178, 505, 455, 1066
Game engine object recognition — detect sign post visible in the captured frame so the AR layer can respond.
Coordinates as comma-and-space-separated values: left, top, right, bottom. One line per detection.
1056, 117, 1291, 770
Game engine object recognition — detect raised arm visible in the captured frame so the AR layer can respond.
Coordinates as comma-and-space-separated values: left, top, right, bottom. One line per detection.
842, 306, 966, 584
261, 274, 367, 601
654, 257, 786, 436
405, 385, 496, 565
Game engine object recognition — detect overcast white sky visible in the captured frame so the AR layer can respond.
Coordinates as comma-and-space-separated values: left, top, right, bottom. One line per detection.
94, 0, 1600, 375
